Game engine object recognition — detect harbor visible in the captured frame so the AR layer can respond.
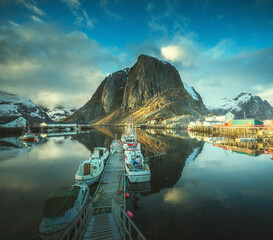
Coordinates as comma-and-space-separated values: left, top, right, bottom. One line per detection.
1, 127, 273, 240
37, 124, 149, 240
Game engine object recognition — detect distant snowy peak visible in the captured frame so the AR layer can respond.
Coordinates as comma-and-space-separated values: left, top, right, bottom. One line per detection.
0, 91, 52, 123
183, 83, 199, 101
209, 92, 273, 120
46, 106, 76, 121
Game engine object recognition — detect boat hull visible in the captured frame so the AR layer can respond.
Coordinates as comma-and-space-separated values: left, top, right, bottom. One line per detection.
20, 137, 36, 142
75, 175, 100, 185
127, 173, 150, 183
125, 165, 151, 183
40, 227, 67, 240
39, 183, 89, 240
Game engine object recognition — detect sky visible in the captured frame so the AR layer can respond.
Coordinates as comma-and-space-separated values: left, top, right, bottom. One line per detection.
0, 0, 273, 109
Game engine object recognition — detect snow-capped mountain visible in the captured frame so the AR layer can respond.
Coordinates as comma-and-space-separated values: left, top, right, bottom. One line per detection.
183, 82, 201, 101
208, 92, 273, 120
45, 106, 77, 121
0, 91, 52, 123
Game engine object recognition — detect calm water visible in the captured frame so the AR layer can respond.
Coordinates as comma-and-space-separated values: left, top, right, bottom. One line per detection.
1, 128, 273, 240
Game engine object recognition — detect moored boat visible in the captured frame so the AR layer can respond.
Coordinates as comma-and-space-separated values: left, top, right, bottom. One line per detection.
90, 147, 109, 163
20, 132, 37, 142
39, 183, 89, 240
75, 158, 104, 185
125, 151, 151, 183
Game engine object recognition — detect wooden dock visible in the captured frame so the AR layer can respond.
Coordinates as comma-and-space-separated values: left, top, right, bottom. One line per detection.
60, 144, 146, 240
190, 125, 273, 140
84, 150, 125, 240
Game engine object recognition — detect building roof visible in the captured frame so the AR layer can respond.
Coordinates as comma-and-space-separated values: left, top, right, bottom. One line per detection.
0, 116, 23, 124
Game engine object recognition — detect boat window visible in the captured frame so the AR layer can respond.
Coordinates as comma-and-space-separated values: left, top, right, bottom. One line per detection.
84, 163, 90, 175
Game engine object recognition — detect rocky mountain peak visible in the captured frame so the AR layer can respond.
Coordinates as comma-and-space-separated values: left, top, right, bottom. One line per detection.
122, 54, 184, 111
0, 91, 52, 123
66, 54, 208, 124
209, 92, 273, 120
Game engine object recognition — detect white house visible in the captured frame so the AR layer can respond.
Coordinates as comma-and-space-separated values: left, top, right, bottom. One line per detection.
0, 116, 26, 128
224, 111, 234, 122
205, 112, 234, 123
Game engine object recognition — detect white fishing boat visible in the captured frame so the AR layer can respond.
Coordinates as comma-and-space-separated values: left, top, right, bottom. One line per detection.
90, 147, 109, 163
75, 158, 104, 185
20, 133, 37, 142
39, 183, 89, 240
20, 129, 37, 142
121, 121, 139, 151
125, 151, 151, 183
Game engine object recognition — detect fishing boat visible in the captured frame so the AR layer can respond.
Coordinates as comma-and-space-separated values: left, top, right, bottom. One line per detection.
20, 131, 37, 142
39, 183, 89, 240
90, 147, 109, 163
121, 121, 139, 151
75, 158, 104, 185
125, 151, 151, 183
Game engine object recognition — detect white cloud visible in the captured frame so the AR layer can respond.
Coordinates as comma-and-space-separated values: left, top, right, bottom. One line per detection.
158, 35, 273, 107
161, 45, 194, 67
30, 15, 44, 23
99, 0, 122, 19
0, 22, 123, 108
61, 0, 81, 11
17, 0, 45, 16
62, 0, 95, 28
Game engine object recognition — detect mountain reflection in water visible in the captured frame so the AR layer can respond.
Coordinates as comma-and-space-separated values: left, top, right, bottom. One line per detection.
0, 127, 273, 240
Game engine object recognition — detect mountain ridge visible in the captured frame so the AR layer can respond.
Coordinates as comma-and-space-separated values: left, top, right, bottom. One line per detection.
66, 54, 208, 124
208, 92, 273, 120
0, 91, 52, 123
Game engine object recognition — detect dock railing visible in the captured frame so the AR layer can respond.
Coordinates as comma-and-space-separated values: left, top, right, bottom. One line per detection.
112, 199, 147, 240
59, 153, 113, 240
60, 199, 93, 240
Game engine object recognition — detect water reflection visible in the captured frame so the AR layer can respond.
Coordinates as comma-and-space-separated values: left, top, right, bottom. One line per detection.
0, 129, 111, 240
122, 129, 273, 240
1, 127, 273, 240
189, 131, 273, 159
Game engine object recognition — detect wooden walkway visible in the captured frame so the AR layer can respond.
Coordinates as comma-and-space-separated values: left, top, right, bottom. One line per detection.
84, 149, 125, 240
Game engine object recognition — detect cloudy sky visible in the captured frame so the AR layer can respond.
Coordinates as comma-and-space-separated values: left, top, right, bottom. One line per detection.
0, 0, 273, 108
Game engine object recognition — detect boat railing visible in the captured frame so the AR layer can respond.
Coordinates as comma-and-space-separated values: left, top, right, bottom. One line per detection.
59, 152, 113, 240
112, 199, 147, 240
60, 199, 93, 240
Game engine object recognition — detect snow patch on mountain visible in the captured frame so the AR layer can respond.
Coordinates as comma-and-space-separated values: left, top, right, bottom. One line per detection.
184, 83, 199, 101
208, 92, 273, 119
46, 106, 76, 121
0, 91, 52, 123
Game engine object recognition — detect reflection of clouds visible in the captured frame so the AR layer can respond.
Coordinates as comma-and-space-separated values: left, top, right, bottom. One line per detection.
36, 137, 89, 161
0, 173, 40, 192
164, 188, 184, 203
174, 143, 273, 209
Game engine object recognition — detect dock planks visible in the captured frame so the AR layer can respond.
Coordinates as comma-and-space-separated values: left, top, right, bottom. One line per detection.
84, 149, 125, 240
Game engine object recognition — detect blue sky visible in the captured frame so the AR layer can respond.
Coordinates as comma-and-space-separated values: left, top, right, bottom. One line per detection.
0, 0, 273, 108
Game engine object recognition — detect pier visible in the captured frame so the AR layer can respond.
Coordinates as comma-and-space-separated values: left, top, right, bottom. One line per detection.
190, 125, 273, 140
59, 144, 146, 240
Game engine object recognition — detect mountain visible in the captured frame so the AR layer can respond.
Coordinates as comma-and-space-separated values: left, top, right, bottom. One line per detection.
0, 91, 52, 123
208, 92, 273, 120
66, 54, 208, 124
44, 106, 77, 122
67, 55, 208, 124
